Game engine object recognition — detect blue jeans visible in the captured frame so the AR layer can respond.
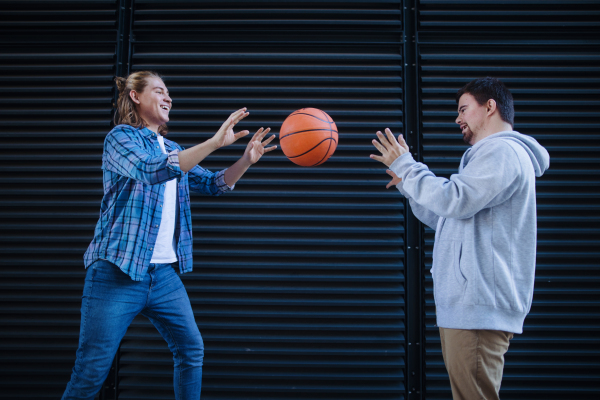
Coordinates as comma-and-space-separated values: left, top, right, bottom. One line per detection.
62, 260, 203, 399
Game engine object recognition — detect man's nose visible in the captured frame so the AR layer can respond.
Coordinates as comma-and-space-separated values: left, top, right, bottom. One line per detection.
455, 115, 461, 124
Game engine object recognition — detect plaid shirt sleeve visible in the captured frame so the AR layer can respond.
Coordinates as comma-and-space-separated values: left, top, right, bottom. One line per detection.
103, 125, 183, 184
187, 165, 234, 195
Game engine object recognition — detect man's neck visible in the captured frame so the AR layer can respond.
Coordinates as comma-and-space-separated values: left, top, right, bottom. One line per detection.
473, 120, 513, 145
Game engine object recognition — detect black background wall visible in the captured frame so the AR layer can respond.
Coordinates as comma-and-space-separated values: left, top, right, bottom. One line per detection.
0, 1, 598, 399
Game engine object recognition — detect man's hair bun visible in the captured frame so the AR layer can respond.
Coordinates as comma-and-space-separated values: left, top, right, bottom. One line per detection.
114, 76, 127, 94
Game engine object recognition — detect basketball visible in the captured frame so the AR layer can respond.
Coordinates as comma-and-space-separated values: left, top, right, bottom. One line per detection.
279, 108, 338, 166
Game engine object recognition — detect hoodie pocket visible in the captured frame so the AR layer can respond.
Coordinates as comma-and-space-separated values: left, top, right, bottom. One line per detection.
433, 240, 467, 305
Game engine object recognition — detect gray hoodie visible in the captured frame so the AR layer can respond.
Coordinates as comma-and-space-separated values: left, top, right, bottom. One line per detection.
390, 131, 550, 334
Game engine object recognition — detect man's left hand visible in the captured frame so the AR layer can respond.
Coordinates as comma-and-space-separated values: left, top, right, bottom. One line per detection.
370, 128, 409, 167
243, 127, 277, 165
385, 169, 402, 189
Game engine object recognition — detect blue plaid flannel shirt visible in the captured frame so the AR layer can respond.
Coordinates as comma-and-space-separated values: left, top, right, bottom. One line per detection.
84, 124, 232, 281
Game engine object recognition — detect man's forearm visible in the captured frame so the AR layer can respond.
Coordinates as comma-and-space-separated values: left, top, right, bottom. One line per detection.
223, 156, 252, 187
178, 139, 218, 172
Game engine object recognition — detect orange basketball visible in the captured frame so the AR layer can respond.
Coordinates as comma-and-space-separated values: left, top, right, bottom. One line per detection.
279, 108, 338, 166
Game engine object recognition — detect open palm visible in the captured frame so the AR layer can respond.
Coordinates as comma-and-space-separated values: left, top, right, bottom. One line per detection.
213, 108, 250, 148
244, 127, 277, 164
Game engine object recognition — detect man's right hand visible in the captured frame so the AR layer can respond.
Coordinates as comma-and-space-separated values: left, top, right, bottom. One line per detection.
210, 108, 250, 149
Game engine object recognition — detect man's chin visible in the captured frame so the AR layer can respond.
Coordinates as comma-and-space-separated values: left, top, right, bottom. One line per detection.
462, 132, 473, 145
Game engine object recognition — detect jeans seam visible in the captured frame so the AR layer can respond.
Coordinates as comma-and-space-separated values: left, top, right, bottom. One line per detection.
144, 308, 183, 395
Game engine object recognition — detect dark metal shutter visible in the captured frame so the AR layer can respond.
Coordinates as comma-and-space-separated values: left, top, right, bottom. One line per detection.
0, 1, 119, 399
417, 1, 600, 399
117, 1, 408, 399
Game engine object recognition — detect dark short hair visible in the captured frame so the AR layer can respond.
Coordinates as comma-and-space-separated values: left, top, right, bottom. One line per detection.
456, 77, 514, 128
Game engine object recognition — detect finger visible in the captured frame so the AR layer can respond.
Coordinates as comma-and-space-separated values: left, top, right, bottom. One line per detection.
233, 111, 249, 125
253, 127, 265, 141
369, 154, 384, 162
376, 130, 391, 146
384, 128, 397, 145
254, 127, 269, 142
262, 134, 276, 146
233, 130, 250, 140
386, 169, 395, 177
259, 127, 271, 141
371, 138, 387, 154
224, 108, 247, 129
225, 115, 239, 131
230, 107, 247, 119
263, 145, 278, 153
397, 133, 409, 150
227, 108, 245, 125
230, 109, 248, 125
386, 180, 395, 189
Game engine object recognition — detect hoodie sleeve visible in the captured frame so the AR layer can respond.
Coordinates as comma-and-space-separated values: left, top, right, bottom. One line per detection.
389, 140, 522, 220
396, 180, 441, 230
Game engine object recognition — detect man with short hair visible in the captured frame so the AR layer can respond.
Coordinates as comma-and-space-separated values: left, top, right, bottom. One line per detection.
371, 77, 550, 399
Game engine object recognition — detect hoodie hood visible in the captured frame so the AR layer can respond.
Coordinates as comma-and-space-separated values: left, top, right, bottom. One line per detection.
467, 130, 550, 177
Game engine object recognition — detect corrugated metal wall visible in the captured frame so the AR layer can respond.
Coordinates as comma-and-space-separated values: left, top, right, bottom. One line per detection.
0, 1, 598, 399
0, 1, 119, 398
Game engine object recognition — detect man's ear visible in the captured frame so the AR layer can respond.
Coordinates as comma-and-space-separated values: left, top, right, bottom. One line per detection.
487, 99, 497, 115
129, 90, 141, 105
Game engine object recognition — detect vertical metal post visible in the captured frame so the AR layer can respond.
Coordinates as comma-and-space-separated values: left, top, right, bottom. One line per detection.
113, 0, 134, 120
115, 0, 133, 78
99, 2, 134, 399
403, 0, 424, 399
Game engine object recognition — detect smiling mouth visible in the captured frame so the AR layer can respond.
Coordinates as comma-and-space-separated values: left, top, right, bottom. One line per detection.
161, 106, 170, 111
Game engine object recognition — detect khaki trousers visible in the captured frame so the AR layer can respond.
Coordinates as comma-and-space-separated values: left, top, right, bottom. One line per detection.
439, 327, 514, 400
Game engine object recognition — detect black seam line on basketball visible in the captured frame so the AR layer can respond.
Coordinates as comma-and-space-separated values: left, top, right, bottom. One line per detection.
280, 128, 338, 140
289, 112, 332, 124
288, 138, 337, 159
312, 108, 334, 166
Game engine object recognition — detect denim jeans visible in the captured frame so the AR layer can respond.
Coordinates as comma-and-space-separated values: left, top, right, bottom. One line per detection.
62, 260, 203, 400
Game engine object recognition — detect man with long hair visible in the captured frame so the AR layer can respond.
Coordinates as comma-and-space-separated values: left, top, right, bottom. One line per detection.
62, 71, 276, 399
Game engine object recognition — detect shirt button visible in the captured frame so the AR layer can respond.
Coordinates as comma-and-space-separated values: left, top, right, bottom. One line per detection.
156, 146, 159, 149
160, 204, 163, 207
155, 224, 159, 228
150, 247, 153, 250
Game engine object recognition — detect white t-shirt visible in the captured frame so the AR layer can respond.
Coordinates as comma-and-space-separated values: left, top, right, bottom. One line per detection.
150, 135, 178, 264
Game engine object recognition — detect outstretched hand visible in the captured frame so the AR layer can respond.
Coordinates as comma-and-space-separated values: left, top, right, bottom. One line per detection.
211, 108, 250, 149
243, 127, 278, 165
386, 169, 402, 189
370, 128, 409, 167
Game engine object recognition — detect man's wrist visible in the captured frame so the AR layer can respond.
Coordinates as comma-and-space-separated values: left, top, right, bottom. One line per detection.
205, 137, 219, 151
390, 152, 414, 173
240, 154, 253, 168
